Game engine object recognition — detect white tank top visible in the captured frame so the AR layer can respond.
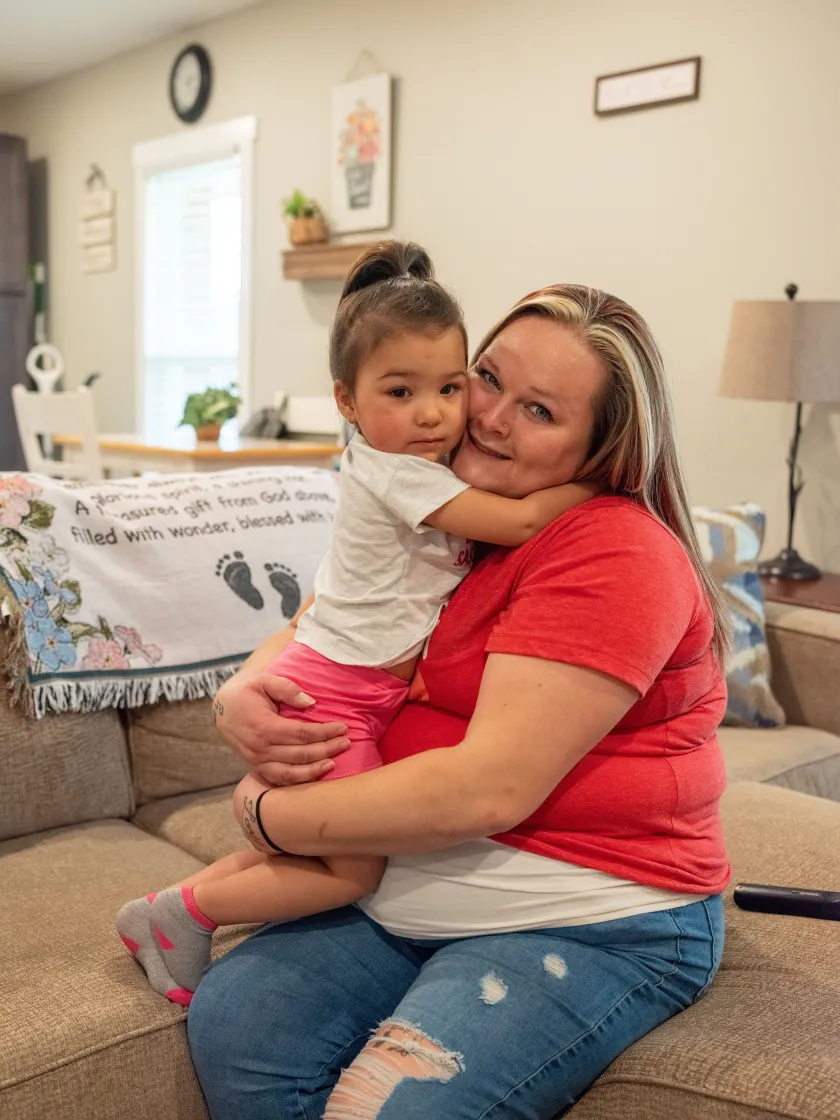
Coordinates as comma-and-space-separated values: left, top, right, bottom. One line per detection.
359, 839, 705, 938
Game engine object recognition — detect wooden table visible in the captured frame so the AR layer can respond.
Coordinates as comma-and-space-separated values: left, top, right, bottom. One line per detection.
55, 431, 342, 476
761, 572, 840, 614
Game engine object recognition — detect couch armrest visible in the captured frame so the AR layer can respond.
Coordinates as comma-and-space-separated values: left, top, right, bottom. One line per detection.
766, 602, 840, 737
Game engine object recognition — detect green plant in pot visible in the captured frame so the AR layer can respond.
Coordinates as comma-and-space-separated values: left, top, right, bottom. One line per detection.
283, 189, 328, 246
179, 385, 241, 442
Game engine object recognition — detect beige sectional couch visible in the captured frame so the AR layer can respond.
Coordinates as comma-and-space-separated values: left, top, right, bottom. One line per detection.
2, 601, 840, 1120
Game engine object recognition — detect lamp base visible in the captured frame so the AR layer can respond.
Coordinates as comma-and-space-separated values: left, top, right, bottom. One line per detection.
759, 548, 822, 582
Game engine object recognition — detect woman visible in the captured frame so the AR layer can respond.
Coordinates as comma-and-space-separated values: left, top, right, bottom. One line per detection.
190, 280, 730, 1120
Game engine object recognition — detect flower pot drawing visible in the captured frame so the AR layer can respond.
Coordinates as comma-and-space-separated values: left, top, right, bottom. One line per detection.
338, 99, 381, 212
345, 162, 375, 209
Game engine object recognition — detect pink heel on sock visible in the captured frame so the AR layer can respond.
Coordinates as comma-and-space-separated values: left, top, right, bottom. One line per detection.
166, 987, 194, 1007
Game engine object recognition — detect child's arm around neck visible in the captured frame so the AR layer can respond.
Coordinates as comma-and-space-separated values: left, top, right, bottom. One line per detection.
424, 479, 601, 548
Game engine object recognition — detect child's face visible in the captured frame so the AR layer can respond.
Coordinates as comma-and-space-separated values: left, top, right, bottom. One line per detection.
335, 329, 468, 461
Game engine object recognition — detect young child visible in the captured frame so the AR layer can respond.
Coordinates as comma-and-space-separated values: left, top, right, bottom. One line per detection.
116, 241, 596, 1006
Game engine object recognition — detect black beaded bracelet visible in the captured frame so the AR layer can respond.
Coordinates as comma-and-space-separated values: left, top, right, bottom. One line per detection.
254, 790, 287, 854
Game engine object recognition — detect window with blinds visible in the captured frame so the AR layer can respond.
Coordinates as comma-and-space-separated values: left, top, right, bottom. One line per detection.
140, 154, 243, 441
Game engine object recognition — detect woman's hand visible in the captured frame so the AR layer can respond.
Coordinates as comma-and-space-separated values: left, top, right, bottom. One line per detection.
213, 672, 350, 785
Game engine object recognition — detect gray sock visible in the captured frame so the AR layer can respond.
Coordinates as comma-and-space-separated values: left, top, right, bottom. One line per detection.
148, 886, 217, 995
116, 894, 177, 998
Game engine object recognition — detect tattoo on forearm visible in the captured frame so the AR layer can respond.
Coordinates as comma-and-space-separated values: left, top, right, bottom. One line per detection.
212, 699, 224, 722
241, 795, 261, 846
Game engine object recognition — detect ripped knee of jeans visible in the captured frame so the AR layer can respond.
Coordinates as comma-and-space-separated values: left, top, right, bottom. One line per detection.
323, 1019, 464, 1119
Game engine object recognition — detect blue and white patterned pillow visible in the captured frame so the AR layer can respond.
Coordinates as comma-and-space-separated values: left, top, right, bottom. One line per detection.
692, 503, 785, 729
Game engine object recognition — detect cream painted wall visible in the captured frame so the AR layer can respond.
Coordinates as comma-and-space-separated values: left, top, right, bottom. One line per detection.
1, 0, 839, 566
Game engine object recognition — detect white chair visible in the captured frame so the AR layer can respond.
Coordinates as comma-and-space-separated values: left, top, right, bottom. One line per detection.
12, 384, 105, 480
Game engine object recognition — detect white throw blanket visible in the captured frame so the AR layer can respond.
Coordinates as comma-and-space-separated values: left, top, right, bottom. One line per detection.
0, 467, 337, 717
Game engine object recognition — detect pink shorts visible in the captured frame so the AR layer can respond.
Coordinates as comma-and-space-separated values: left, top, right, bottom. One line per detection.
264, 641, 408, 780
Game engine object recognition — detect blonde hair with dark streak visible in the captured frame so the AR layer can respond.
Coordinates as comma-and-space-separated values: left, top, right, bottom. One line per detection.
472, 285, 731, 660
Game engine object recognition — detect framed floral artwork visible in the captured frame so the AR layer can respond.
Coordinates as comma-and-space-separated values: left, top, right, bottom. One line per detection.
331, 72, 392, 234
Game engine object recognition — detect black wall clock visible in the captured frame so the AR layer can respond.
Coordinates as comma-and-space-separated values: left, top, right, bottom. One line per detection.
169, 44, 212, 124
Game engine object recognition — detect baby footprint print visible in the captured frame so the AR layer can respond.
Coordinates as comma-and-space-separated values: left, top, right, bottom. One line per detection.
264, 563, 301, 619
216, 552, 264, 610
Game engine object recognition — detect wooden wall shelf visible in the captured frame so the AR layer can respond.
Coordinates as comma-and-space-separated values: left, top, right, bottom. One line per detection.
282, 241, 376, 282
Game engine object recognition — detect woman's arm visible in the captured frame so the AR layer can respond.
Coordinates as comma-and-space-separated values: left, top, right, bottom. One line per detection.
213, 595, 352, 785
249, 652, 638, 857
425, 482, 600, 547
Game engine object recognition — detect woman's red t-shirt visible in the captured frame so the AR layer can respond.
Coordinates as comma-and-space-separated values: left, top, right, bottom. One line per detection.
379, 495, 731, 895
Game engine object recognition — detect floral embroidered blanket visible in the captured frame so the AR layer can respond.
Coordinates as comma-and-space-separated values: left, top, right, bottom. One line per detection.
0, 467, 337, 717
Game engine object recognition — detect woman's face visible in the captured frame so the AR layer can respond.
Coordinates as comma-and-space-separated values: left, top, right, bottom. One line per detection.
453, 316, 608, 498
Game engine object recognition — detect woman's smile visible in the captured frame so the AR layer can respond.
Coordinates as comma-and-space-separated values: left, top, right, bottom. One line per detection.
463, 427, 511, 460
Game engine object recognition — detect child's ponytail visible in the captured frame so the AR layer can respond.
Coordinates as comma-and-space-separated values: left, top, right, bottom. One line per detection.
329, 240, 466, 390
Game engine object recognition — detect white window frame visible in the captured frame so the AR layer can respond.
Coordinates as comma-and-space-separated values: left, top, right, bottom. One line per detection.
132, 115, 257, 434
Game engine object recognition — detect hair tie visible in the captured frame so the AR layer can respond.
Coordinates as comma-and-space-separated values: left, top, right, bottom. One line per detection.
255, 790, 288, 854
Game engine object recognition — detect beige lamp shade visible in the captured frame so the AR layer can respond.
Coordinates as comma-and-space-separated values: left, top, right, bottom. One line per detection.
719, 300, 840, 403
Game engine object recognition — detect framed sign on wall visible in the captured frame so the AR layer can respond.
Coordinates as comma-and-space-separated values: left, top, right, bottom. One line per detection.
330, 71, 392, 234
595, 57, 701, 116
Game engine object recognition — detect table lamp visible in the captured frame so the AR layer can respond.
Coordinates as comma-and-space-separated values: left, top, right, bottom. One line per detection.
719, 284, 840, 581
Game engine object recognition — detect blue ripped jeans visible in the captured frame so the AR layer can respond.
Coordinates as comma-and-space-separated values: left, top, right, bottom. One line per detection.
188, 897, 723, 1119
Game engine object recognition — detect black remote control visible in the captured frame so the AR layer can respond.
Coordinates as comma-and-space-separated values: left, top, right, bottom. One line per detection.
733, 882, 840, 921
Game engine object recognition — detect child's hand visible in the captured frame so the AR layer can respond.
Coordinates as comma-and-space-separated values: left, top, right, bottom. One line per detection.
424, 476, 605, 548
528, 479, 603, 524
234, 770, 279, 854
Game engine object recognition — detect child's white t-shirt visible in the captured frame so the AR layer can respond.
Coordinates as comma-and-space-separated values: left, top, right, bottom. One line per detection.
295, 435, 472, 668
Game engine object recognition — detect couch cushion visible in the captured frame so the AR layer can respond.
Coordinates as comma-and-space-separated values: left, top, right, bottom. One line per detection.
0, 820, 205, 1118
133, 784, 249, 864
766, 602, 840, 740
569, 782, 840, 1120
0, 819, 246, 1120
719, 723, 840, 800
0, 628, 133, 840
128, 698, 248, 805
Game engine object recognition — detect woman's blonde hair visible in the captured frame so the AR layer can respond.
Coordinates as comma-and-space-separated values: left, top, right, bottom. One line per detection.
473, 284, 731, 659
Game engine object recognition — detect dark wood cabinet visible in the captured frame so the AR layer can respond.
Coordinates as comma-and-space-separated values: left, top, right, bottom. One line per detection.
0, 133, 28, 470
762, 573, 840, 614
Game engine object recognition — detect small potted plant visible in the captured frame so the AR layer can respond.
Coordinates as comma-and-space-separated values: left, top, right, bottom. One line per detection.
283, 189, 328, 246
179, 385, 241, 442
